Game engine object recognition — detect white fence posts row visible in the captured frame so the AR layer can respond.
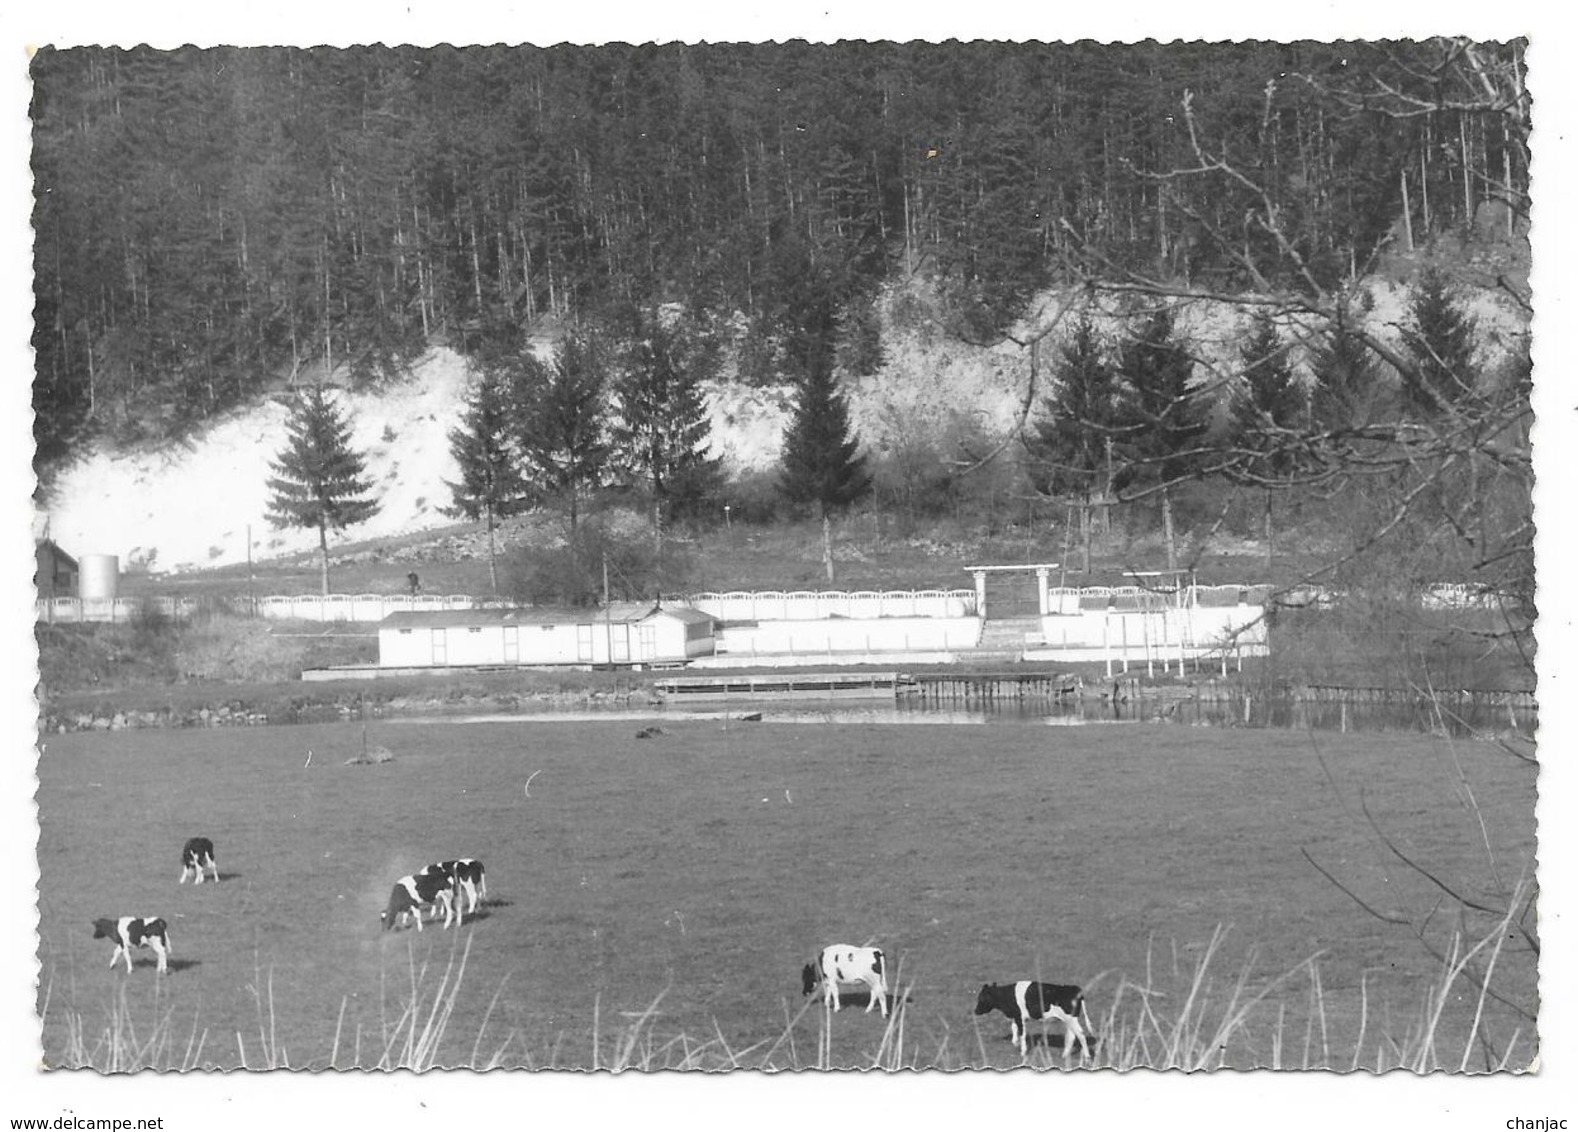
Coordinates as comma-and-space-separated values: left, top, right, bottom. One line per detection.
34, 593, 505, 625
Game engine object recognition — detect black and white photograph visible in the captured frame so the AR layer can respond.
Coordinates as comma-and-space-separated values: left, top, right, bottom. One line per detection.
4, 4, 1572, 1129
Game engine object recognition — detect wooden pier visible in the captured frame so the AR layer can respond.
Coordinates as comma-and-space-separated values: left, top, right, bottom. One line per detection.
911, 671, 1082, 703
653, 671, 919, 701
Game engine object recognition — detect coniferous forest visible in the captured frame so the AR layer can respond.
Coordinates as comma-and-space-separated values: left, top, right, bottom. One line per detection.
31, 40, 1528, 477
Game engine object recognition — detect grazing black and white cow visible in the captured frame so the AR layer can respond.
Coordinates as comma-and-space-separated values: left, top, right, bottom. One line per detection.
92, 916, 171, 974
178, 837, 219, 884
379, 871, 457, 932
974, 981, 1092, 1057
801, 945, 889, 1017
417, 859, 487, 918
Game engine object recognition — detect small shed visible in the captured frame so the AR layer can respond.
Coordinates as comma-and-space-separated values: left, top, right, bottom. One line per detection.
377, 603, 716, 669
34, 539, 79, 599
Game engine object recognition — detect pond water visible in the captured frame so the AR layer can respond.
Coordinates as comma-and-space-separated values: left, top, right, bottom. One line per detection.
386, 693, 1536, 738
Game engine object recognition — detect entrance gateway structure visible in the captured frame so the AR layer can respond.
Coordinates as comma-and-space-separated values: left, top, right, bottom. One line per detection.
964, 564, 1195, 618
962, 562, 1061, 619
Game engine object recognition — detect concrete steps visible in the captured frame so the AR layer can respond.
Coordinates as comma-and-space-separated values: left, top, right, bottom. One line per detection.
972, 616, 1044, 659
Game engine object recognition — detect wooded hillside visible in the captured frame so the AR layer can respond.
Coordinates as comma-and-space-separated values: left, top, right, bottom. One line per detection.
30, 40, 1528, 475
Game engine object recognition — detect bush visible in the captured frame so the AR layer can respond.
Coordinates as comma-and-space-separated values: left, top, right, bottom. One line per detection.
715, 469, 782, 527
871, 434, 955, 532
501, 519, 695, 607
127, 597, 177, 654
174, 614, 306, 682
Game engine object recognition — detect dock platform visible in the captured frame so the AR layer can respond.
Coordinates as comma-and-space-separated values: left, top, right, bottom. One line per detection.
653, 671, 919, 700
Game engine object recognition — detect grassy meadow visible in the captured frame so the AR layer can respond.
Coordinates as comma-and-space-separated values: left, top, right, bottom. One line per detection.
35, 718, 1537, 1071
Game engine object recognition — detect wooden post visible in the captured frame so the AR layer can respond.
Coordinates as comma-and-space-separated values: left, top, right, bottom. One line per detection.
247, 524, 255, 618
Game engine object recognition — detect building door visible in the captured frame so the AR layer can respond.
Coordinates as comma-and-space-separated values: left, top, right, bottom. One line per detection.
431, 627, 448, 665
638, 625, 658, 661
611, 625, 631, 663
576, 623, 594, 662
502, 626, 519, 663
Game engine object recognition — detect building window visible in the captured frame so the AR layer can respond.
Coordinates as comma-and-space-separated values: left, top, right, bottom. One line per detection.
468, 627, 482, 634
399, 629, 412, 635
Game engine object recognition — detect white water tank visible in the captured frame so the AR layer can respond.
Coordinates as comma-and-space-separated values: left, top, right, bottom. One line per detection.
78, 554, 120, 601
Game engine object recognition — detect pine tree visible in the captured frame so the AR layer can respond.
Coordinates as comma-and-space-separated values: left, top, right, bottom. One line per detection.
445, 365, 526, 594
1232, 317, 1305, 471
266, 385, 380, 595
1230, 317, 1306, 571
1023, 315, 1118, 571
1309, 303, 1377, 432
610, 311, 724, 546
779, 327, 872, 584
515, 330, 609, 536
1401, 267, 1478, 416
1110, 306, 1206, 572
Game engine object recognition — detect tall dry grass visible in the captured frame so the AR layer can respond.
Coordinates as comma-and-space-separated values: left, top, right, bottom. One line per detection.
41, 912, 1533, 1073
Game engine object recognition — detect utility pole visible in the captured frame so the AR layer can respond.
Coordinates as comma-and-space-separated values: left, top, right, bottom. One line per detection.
603, 550, 613, 671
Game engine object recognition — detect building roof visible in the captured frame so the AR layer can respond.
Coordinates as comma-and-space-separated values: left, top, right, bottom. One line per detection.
35, 538, 77, 569
381, 603, 716, 630
651, 605, 716, 625
382, 608, 583, 629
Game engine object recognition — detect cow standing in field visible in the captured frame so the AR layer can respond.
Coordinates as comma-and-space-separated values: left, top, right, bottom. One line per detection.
418, 859, 487, 919
178, 837, 219, 884
801, 945, 889, 1017
92, 916, 171, 974
974, 981, 1093, 1057
380, 871, 457, 932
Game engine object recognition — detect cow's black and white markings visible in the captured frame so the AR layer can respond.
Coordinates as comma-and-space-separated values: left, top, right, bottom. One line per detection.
92, 916, 171, 974
380, 871, 457, 932
178, 837, 219, 884
800, 945, 889, 1016
417, 859, 487, 918
974, 981, 1092, 1056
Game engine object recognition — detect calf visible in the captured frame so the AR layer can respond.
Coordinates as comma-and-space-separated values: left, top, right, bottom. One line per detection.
380, 871, 457, 932
179, 837, 219, 884
418, 859, 487, 918
974, 981, 1092, 1057
91, 916, 171, 974
801, 945, 889, 1017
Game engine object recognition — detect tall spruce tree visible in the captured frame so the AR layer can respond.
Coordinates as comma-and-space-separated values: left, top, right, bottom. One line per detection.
1110, 306, 1205, 572
610, 311, 724, 549
1309, 302, 1377, 432
1023, 315, 1118, 571
1401, 267, 1478, 416
1230, 317, 1306, 571
515, 330, 609, 537
445, 365, 526, 594
1402, 268, 1488, 555
266, 385, 380, 595
779, 319, 872, 584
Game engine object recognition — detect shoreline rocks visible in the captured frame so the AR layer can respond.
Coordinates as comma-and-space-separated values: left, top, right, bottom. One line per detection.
38, 682, 661, 735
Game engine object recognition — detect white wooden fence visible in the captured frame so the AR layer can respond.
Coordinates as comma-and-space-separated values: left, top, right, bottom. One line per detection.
35, 596, 200, 624
253, 593, 509, 622
34, 593, 505, 624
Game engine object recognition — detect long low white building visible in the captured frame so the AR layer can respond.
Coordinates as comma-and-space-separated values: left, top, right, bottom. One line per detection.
378, 603, 716, 668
